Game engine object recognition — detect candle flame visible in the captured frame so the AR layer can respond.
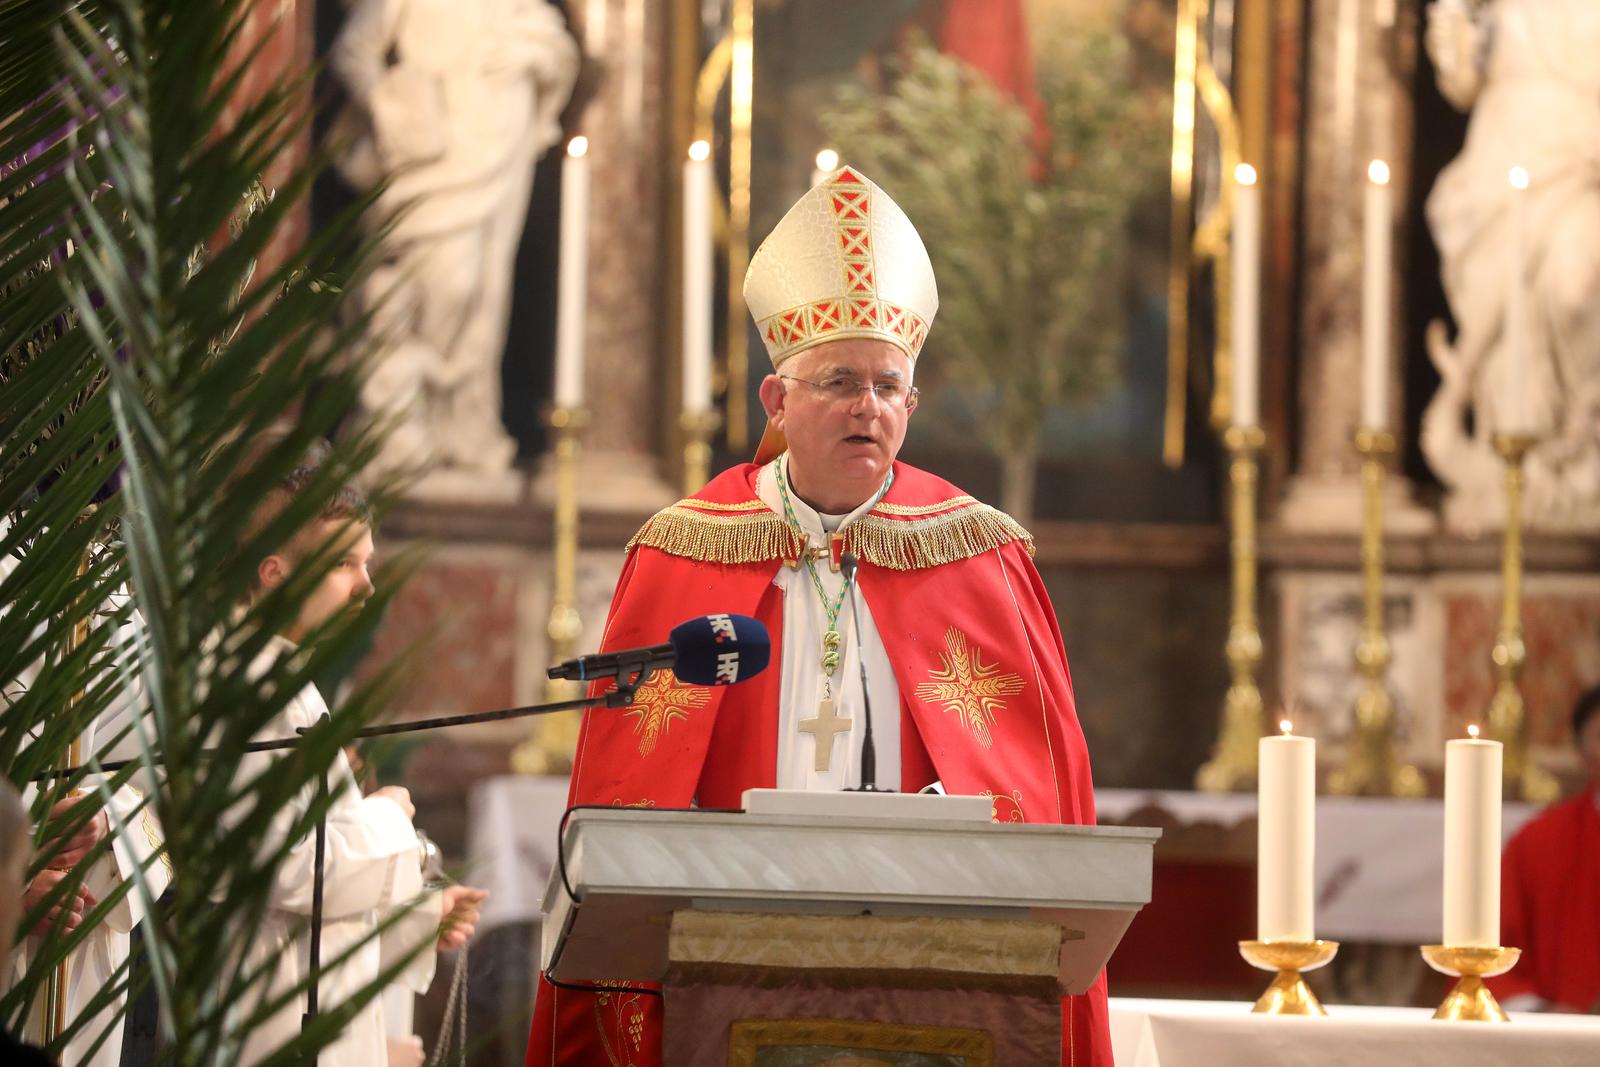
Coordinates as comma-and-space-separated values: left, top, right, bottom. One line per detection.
1234, 163, 1258, 187
815, 148, 839, 172
568, 136, 590, 159
1467, 723, 1481, 739
1368, 159, 1390, 185
1279, 719, 1294, 736
688, 139, 711, 162
1509, 166, 1529, 190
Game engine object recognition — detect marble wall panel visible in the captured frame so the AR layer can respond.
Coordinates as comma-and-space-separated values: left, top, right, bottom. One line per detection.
1438, 576, 1600, 752
360, 548, 529, 718
1276, 572, 1443, 760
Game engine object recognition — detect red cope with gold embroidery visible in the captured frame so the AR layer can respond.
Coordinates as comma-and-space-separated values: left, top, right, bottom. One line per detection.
526, 462, 1110, 1067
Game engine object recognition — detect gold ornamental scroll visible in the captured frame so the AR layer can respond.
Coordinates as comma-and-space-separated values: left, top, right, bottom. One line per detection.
687, 0, 754, 452
1165, 0, 1246, 466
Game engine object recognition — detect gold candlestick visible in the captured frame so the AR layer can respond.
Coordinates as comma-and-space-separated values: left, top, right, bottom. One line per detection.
1198, 424, 1266, 792
1486, 435, 1557, 804
1421, 944, 1522, 1022
1238, 940, 1339, 1015
1331, 429, 1423, 797
512, 405, 590, 776
680, 409, 721, 496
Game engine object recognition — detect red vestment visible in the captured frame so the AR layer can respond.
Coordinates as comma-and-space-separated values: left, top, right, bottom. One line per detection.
525, 462, 1110, 1065
1486, 787, 1600, 1012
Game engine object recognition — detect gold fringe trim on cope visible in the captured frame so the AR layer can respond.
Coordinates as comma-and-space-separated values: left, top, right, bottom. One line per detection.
847, 506, 1033, 570
627, 503, 803, 565
628, 496, 1033, 571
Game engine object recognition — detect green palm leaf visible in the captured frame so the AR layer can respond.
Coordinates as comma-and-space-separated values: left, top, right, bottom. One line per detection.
2, 2, 433, 1063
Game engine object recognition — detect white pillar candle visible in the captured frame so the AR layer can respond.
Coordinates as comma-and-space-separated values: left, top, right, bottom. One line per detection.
682, 139, 714, 416
553, 136, 591, 409
811, 147, 839, 188
1501, 166, 1531, 435
1443, 727, 1503, 948
1258, 719, 1316, 942
1231, 164, 1261, 429
1361, 160, 1392, 432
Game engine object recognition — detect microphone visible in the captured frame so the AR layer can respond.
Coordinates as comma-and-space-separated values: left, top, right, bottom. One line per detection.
548, 613, 771, 688
839, 553, 886, 793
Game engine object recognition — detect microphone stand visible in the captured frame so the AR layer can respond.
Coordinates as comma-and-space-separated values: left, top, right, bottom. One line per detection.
839, 553, 890, 794
34, 663, 661, 781
301, 717, 327, 1058
33, 660, 664, 1066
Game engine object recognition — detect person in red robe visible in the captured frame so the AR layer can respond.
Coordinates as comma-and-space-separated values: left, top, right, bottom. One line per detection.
1487, 685, 1600, 1013
526, 166, 1110, 1065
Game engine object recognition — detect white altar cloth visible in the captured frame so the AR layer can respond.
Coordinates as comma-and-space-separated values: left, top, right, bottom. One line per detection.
1109, 997, 1600, 1067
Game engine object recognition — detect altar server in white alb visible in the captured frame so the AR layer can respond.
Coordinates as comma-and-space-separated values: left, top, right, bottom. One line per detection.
223, 443, 486, 1066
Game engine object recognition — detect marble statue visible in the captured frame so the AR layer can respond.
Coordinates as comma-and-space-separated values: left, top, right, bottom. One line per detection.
1423, 0, 1600, 531
332, 0, 578, 499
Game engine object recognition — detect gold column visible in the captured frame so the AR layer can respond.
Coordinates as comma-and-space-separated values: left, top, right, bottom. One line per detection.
1330, 429, 1423, 796
1486, 434, 1557, 804
1198, 424, 1266, 791
512, 406, 590, 775
1164, 0, 1245, 465
722, 0, 754, 450
1164, 0, 1199, 467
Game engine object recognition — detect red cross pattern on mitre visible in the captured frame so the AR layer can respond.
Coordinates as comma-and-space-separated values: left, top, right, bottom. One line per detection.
847, 299, 880, 328
744, 163, 937, 367
807, 300, 843, 335
838, 226, 871, 258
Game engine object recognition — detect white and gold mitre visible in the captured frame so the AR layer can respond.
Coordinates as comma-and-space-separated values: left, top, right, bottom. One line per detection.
743, 166, 938, 366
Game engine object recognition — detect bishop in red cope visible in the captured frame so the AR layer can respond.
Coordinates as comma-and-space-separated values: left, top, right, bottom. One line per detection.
527, 166, 1108, 1065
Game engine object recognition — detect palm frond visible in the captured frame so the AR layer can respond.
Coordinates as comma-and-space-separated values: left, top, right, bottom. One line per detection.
2, 1, 433, 1062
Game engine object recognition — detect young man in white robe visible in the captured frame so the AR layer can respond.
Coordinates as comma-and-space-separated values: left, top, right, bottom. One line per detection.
225, 447, 486, 1067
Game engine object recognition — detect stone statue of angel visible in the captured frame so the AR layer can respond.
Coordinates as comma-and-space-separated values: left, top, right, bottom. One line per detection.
1422, 0, 1600, 530
332, 0, 578, 498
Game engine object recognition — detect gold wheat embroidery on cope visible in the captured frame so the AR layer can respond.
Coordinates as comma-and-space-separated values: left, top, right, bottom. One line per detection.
914, 628, 1026, 748
623, 670, 709, 756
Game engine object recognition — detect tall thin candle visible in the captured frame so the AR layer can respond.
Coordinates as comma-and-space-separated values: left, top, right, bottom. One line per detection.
682, 139, 714, 415
1501, 166, 1531, 435
1231, 164, 1261, 429
1361, 160, 1392, 431
553, 136, 591, 409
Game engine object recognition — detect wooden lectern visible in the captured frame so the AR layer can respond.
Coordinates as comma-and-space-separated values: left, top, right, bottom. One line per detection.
541, 790, 1159, 1065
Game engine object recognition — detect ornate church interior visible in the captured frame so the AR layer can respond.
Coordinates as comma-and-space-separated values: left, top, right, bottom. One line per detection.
3, 1, 1598, 1065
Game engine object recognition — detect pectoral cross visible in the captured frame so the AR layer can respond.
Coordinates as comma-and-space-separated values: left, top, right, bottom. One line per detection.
799, 696, 853, 772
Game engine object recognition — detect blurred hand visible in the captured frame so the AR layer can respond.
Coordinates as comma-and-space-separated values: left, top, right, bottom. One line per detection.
43, 795, 108, 870
25, 870, 97, 935
370, 786, 415, 820
386, 1035, 425, 1067
436, 885, 488, 951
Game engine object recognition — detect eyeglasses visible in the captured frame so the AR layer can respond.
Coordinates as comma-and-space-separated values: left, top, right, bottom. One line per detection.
778, 373, 920, 411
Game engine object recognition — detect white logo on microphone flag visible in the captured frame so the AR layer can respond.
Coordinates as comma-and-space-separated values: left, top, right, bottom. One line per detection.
708, 614, 735, 642
715, 651, 740, 684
